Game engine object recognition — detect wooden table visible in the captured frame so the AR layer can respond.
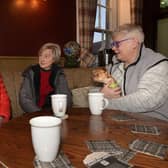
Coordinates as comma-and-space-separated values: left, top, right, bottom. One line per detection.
0, 108, 168, 168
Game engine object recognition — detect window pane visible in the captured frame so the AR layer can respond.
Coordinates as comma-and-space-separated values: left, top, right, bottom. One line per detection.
93, 32, 106, 42
93, 32, 102, 42
92, 32, 108, 54
98, 0, 106, 6
93, 0, 112, 55
95, 6, 99, 28
95, 6, 106, 29
160, 0, 168, 8
100, 7, 106, 29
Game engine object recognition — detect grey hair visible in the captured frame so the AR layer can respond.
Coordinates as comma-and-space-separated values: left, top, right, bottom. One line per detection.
38, 42, 61, 63
112, 23, 144, 43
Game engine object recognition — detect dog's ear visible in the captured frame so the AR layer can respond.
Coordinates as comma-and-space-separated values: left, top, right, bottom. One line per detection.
107, 73, 112, 78
92, 69, 97, 75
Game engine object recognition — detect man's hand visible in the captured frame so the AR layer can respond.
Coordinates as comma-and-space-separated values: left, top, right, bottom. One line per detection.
101, 83, 121, 99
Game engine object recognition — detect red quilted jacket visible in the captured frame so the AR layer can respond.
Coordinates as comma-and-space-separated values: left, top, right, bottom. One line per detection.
0, 74, 10, 122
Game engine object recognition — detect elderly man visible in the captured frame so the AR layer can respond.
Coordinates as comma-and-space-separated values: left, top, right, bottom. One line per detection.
101, 23, 168, 121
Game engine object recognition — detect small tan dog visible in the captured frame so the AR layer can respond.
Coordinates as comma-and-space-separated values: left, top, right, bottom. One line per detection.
92, 68, 118, 89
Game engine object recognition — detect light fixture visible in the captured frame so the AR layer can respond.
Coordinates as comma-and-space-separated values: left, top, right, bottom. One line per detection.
160, 0, 168, 8
14, 0, 47, 10
15, 0, 25, 8
30, 0, 39, 9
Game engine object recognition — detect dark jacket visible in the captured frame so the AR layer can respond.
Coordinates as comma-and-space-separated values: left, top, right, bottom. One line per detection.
19, 64, 72, 112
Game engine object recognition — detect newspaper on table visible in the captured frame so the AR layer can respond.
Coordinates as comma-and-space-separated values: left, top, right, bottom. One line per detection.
111, 113, 135, 121
130, 124, 160, 135
86, 140, 136, 161
129, 139, 168, 159
83, 152, 133, 168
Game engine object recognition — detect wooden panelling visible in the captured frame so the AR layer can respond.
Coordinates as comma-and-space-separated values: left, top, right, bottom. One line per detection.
0, 0, 76, 56
0, 56, 38, 71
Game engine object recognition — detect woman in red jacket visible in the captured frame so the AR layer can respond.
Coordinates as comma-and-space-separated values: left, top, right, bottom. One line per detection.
0, 74, 10, 125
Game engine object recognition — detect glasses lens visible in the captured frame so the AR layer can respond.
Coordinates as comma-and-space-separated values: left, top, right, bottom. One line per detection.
111, 41, 119, 48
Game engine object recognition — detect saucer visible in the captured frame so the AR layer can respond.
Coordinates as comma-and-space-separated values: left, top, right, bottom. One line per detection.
55, 114, 69, 120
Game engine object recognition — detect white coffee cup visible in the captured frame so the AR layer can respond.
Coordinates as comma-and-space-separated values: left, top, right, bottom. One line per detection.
29, 116, 62, 162
51, 94, 67, 117
88, 92, 108, 115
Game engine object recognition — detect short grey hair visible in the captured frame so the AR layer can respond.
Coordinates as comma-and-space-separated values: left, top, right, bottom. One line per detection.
112, 23, 144, 43
38, 42, 61, 63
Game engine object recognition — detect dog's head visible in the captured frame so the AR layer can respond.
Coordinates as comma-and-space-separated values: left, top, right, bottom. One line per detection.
92, 68, 112, 83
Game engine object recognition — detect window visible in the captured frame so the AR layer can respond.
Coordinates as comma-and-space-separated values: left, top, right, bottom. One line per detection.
160, 0, 168, 18
92, 0, 119, 55
160, 0, 168, 8
92, 0, 131, 55
92, 0, 112, 54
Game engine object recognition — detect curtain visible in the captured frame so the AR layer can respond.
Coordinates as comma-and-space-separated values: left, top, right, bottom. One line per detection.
130, 0, 143, 25
118, 0, 131, 25
77, 0, 97, 51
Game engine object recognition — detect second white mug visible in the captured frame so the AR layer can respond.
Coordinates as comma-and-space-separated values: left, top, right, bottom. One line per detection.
88, 92, 108, 115
51, 94, 67, 117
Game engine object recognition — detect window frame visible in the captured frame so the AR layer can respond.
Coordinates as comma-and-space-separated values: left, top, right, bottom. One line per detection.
92, 0, 118, 54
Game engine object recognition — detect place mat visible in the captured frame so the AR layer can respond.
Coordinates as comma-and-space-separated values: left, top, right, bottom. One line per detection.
83, 152, 133, 168
86, 140, 123, 154
130, 124, 160, 135
86, 140, 136, 163
129, 139, 168, 159
111, 113, 135, 121
33, 151, 74, 168
114, 149, 136, 163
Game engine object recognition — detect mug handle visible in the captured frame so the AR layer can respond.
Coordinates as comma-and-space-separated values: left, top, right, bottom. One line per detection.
101, 98, 109, 110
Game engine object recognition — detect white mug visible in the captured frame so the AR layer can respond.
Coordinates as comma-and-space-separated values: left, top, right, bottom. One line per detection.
51, 94, 67, 117
29, 116, 62, 162
88, 92, 108, 115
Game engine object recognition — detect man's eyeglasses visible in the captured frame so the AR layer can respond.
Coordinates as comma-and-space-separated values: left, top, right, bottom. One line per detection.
111, 38, 133, 48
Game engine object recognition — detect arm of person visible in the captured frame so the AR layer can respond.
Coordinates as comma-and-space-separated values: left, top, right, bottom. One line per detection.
101, 83, 121, 98
19, 75, 41, 113
106, 61, 168, 112
0, 75, 10, 124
